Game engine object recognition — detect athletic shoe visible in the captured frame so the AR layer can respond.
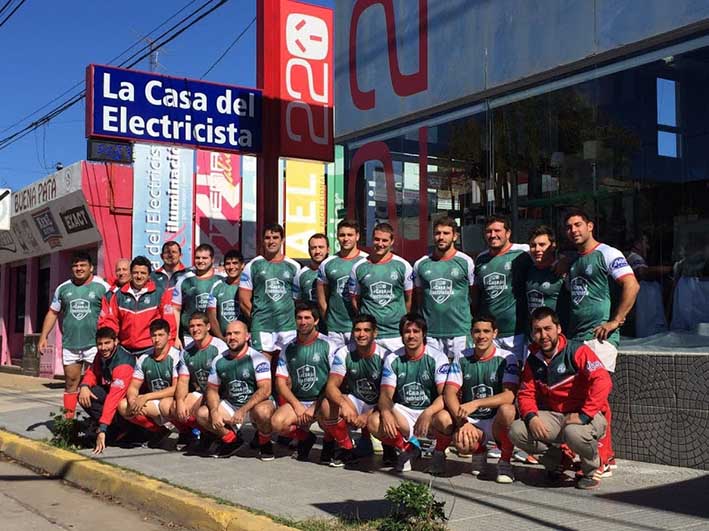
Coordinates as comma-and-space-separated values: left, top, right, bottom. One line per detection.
296, 432, 317, 461
371, 437, 384, 455
259, 441, 275, 461
496, 460, 515, 484
575, 475, 601, 490
276, 435, 296, 448
354, 436, 374, 458
320, 440, 336, 465
211, 439, 243, 459
487, 445, 502, 459
429, 450, 446, 475
145, 427, 172, 449
382, 444, 398, 467
395, 447, 421, 472
330, 449, 358, 468
513, 448, 537, 464
471, 453, 488, 476
176, 430, 196, 451
608, 457, 618, 470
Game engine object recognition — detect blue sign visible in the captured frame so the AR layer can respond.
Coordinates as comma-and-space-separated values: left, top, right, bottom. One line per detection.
87, 64, 262, 154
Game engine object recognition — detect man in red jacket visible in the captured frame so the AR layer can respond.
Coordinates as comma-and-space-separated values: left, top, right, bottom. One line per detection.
509, 306, 612, 490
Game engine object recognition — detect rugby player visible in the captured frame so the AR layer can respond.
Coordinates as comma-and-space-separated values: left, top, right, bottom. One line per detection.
151, 241, 190, 291
296, 233, 329, 305
526, 226, 566, 316
207, 249, 245, 341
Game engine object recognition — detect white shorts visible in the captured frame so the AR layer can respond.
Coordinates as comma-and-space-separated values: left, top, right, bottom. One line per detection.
494, 334, 528, 365
393, 403, 424, 440
427, 336, 468, 360
62, 346, 97, 366
465, 417, 495, 445
220, 399, 276, 424
254, 330, 297, 352
328, 331, 352, 349
376, 337, 404, 354
584, 339, 618, 373
148, 399, 169, 425
346, 394, 377, 416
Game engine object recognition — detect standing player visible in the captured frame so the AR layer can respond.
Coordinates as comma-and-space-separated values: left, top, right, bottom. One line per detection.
239, 224, 301, 358
316, 219, 368, 348
323, 315, 388, 465
152, 241, 190, 291
349, 222, 413, 353
526, 226, 565, 315
38, 251, 109, 419
173, 244, 221, 347
270, 303, 336, 462
430, 316, 519, 482
197, 320, 275, 459
367, 314, 448, 472
207, 249, 244, 341
413, 217, 475, 359
296, 234, 329, 304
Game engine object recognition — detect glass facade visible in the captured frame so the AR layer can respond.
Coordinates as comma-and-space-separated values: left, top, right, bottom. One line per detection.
344, 40, 709, 339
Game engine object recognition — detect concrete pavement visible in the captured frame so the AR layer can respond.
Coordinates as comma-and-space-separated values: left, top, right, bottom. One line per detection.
1, 372, 708, 530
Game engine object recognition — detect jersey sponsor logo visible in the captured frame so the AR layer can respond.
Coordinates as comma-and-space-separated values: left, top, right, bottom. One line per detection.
265, 278, 288, 302
527, 289, 544, 310
586, 360, 604, 372
402, 382, 428, 407
242, 368, 250, 378
355, 378, 378, 402
504, 261, 511, 271
570, 277, 589, 305
437, 363, 450, 375
429, 278, 453, 304
556, 364, 566, 374
221, 299, 237, 321
448, 363, 461, 374
313, 353, 321, 362
389, 270, 398, 280
369, 281, 394, 306
277, 356, 287, 367
283, 271, 291, 279
471, 383, 493, 416
382, 366, 393, 378
88, 291, 97, 300
195, 293, 210, 311
421, 370, 430, 381
585, 264, 593, 275
483, 272, 507, 299
69, 299, 91, 320
610, 257, 629, 271
111, 378, 126, 389
450, 267, 461, 278
296, 364, 318, 391
332, 356, 344, 366
228, 379, 250, 403
255, 361, 270, 373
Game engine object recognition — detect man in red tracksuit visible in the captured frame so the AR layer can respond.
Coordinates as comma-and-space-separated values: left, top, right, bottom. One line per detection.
99, 256, 176, 357
78, 327, 135, 454
509, 306, 612, 490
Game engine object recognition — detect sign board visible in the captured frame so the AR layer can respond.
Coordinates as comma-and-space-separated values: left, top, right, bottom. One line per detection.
87, 138, 133, 163
86, 64, 263, 154
284, 159, 326, 258
0, 189, 10, 231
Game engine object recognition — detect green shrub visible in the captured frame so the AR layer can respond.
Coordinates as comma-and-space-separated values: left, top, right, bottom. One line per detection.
378, 481, 447, 531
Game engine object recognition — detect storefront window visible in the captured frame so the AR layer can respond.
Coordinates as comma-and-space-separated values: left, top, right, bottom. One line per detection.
13, 266, 26, 334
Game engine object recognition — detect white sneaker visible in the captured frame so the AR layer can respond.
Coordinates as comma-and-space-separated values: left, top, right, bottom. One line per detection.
395, 447, 420, 472
429, 450, 446, 475
487, 445, 502, 459
496, 460, 515, 484
471, 453, 488, 476
372, 437, 383, 455
513, 448, 531, 463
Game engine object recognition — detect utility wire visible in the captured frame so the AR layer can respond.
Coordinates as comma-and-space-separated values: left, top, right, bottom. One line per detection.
0, 0, 15, 18
201, 15, 255, 79
0, 0, 25, 29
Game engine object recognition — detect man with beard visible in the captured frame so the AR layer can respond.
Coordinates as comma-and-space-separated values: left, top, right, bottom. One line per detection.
207, 249, 245, 341
296, 234, 329, 305
152, 241, 190, 291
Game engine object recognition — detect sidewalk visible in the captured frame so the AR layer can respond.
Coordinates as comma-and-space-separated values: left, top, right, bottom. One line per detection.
1, 372, 707, 530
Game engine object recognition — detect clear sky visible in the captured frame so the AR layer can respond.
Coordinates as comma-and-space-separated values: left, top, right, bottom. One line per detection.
0, 0, 333, 191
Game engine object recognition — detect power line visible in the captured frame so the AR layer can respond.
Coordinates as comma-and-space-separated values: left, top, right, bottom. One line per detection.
201, 15, 255, 78
0, 0, 25, 29
0, 0, 15, 18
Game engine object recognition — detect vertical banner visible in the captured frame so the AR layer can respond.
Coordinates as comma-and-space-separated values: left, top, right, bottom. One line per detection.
241, 156, 258, 259
195, 150, 242, 262
132, 144, 194, 269
284, 159, 326, 258
326, 144, 344, 251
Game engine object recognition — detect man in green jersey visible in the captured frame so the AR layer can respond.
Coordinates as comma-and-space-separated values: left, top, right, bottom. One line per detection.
368, 314, 448, 472
472, 216, 532, 365
350, 222, 413, 353
271, 302, 337, 462
118, 319, 184, 448
170, 312, 227, 449
430, 315, 519, 482
413, 216, 475, 360
317, 219, 368, 348
240, 224, 301, 356
152, 241, 190, 291
38, 251, 109, 419
207, 249, 244, 341
296, 233, 329, 304
322, 315, 387, 466
197, 320, 275, 459
173, 244, 221, 348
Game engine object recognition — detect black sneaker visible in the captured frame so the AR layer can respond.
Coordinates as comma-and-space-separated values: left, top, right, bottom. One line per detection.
330, 449, 358, 468
187, 431, 215, 455
276, 435, 295, 448
211, 439, 243, 458
145, 427, 172, 449
176, 430, 196, 451
382, 444, 398, 467
575, 475, 601, 490
296, 432, 317, 461
259, 441, 275, 461
249, 433, 261, 450
320, 440, 336, 465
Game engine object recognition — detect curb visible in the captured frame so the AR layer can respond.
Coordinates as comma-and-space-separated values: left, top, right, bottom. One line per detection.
0, 430, 296, 531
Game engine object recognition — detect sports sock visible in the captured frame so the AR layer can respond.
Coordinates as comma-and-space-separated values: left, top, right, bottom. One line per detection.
257, 432, 272, 445
496, 427, 513, 461
325, 419, 353, 450
291, 427, 312, 442
221, 430, 237, 443
435, 435, 452, 452
63, 392, 78, 419
128, 414, 160, 432
323, 431, 335, 443
381, 432, 406, 451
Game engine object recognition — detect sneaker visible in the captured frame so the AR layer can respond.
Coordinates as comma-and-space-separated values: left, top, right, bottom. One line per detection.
145, 427, 172, 449
259, 441, 275, 461
513, 448, 534, 464
372, 437, 384, 455
576, 475, 601, 490
354, 436, 374, 458
176, 430, 196, 451
608, 457, 618, 470
471, 452, 488, 476
382, 444, 398, 467
576, 463, 612, 481
395, 447, 421, 472
429, 450, 446, 475
211, 439, 243, 458
487, 446, 502, 459
296, 432, 317, 461
320, 440, 336, 465
276, 435, 296, 448
330, 449, 358, 468
496, 460, 515, 484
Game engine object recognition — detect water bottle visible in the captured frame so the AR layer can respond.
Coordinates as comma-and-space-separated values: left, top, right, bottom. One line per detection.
191, 427, 201, 441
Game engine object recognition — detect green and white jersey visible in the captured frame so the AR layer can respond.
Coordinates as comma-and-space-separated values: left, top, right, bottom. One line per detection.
318, 251, 368, 333
172, 272, 223, 331
276, 334, 336, 401
349, 254, 413, 338
241, 255, 300, 333
207, 279, 240, 333
568, 243, 635, 346
208, 346, 271, 408
296, 265, 320, 303
474, 244, 532, 337
50, 276, 109, 350
526, 266, 564, 314
181, 337, 228, 393
446, 347, 519, 420
413, 251, 475, 338
329, 343, 387, 405
133, 346, 183, 393
380, 346, 448, 410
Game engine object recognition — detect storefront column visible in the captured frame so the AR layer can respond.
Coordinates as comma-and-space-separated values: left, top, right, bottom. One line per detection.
0, 263, 9, 365
24, 257, 39, 334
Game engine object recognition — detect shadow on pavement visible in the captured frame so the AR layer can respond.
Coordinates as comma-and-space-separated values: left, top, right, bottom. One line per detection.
0, 474, 58, 482
312, 498, 391, 521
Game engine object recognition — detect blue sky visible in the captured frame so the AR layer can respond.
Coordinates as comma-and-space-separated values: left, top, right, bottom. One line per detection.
0, 0, 333, 190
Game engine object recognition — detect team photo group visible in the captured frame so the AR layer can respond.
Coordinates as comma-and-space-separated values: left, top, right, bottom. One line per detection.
41, 208, 639, 491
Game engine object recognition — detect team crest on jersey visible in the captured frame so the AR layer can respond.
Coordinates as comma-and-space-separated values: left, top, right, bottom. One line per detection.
483, 273, 507, 299
194, 368, 209, 388
472, 384, 493, 415
228, 379, 250, 402
336, 275, 349, 296
265, 278, 287, 302
570, 277, 589, 305
355, 378, 378, 402
69, 299, 91, 320
369, 281, 394, 306
402, 382, 427, 407
221, 300, 236, 320
196, 293, 210, 311
151, 378, 168, 391
296, 364, 317, 391
527, 289, 544, 310
430, 278, 453, 304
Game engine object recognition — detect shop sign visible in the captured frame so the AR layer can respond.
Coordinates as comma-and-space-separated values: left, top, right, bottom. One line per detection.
12, 163, 83, 216
32, 208, 63, 248
284, 159, 326, 258
60, 205, 94, 234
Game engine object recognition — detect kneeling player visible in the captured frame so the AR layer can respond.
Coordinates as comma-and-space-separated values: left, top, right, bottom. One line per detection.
196, 320, 275, 459
322, 315, 387, 466
270, 302, 336, 462
78, 327, 136, 454
367, 314, 448, 472
117, 319, 182, 447
430, 316, 519, 482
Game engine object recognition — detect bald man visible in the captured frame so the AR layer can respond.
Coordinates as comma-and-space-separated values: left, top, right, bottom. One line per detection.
196, 320, 276, 459
104, 259, 131, 304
